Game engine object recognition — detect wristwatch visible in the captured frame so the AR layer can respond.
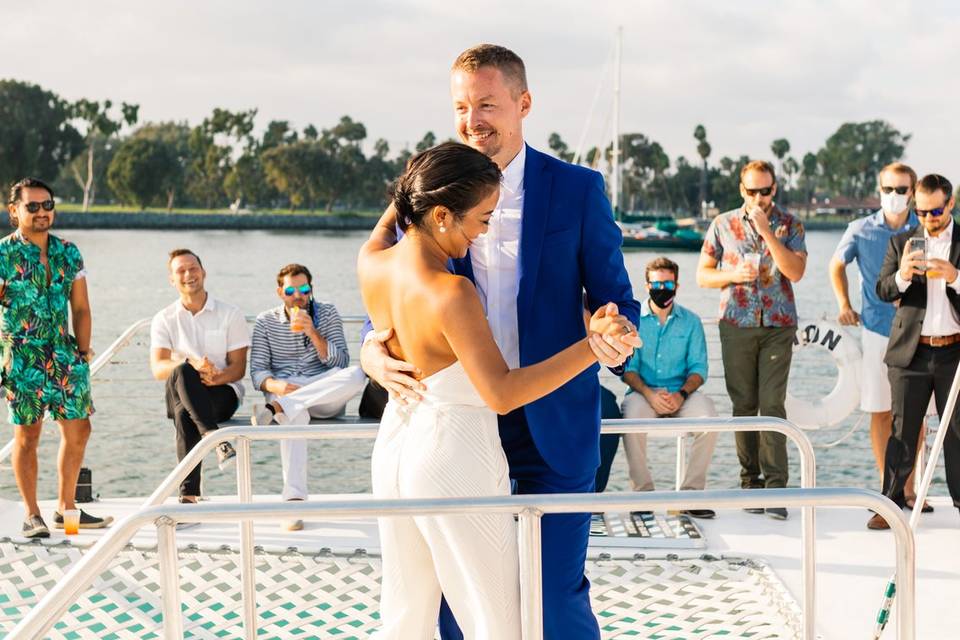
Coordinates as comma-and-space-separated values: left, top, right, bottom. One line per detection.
678, 389, 689, 401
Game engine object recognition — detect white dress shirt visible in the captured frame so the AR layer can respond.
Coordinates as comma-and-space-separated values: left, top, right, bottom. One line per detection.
895, 223, 960, 336
150, 296, 252, 400
470, 145, 525, 368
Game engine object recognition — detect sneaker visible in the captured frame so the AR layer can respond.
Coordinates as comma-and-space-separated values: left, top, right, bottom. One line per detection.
22, 514, 50, 539
53, 510, 114, 529
743, 507, 765, 514
766, 507, 788, 520
251, 404, 276, 426
216, 442, 237, 471
284, 498, 304, 531
681, 509, 716, 519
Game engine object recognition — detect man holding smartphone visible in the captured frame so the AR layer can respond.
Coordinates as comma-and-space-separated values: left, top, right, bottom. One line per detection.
830, 163, 931, 518
872, 173, 960, 529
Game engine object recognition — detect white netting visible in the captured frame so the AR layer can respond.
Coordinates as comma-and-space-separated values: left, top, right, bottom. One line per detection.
0, 539, 801, 639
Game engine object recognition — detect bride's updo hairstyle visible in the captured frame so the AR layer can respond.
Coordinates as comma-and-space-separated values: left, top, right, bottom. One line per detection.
392, 142, 501, 232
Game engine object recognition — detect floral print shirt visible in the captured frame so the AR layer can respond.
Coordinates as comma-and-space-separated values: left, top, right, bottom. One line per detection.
702, 206, 806, 328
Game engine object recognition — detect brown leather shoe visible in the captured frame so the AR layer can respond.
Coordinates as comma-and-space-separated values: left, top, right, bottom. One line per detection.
867, 513, 890, 530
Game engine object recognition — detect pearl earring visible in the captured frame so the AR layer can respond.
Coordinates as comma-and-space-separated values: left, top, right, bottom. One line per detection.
439, 224, 447, 233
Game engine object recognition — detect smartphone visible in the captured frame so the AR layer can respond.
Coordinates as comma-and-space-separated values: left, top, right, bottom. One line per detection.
907, 237, 927, 272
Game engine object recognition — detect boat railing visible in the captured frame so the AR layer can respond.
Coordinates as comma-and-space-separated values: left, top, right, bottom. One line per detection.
7, 417, 885, 640
7, 487, 914, 640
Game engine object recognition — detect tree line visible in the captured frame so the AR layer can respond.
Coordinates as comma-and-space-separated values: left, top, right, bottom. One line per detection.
0, 78, 912, 215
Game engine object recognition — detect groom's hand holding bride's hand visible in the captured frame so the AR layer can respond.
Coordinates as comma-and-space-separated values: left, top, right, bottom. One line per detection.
360, 328, 426, 405
589, 302, 642, 366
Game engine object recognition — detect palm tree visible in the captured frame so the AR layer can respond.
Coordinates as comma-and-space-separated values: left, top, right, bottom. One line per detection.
693, 124, 711, 216
770, 138, 791, 187
800, 152, 819, 217
783, 156, 800, 205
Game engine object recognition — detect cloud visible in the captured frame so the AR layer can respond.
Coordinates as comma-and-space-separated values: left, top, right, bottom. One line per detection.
2, 0, 958, 178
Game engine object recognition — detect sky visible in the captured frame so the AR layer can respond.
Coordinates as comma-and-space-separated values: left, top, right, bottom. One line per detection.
4, 0, 960, 181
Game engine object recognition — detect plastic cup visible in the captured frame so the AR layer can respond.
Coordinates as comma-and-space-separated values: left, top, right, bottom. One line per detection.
63, 509, 80, 535
743, 252, 761, 273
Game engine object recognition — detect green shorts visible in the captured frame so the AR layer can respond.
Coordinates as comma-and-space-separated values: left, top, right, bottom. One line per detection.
2, 341, 93, 425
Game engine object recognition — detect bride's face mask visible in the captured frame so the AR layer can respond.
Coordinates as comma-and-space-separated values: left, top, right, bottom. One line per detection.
437, 187, 499, 258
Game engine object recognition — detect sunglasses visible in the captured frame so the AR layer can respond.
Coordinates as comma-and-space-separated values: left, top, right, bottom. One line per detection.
648, 280, 676, 291
916, 207, 948, 218
880, 186, 910, 195
283, 284, 312, 296
742, 186, 774, 197
23, 200, 55, 213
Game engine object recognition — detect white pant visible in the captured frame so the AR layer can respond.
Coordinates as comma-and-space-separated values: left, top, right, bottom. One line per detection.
265, 366, 366, 500
621, 391, 719, 491
371, 400, 520, 640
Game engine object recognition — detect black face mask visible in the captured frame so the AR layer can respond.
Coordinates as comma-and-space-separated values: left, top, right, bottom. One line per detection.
649, 288, 676, 309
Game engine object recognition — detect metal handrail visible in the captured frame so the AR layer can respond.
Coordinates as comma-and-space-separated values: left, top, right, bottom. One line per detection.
130, 416, 820, 637
8, 488, 914, 640
0, 317, 153, 465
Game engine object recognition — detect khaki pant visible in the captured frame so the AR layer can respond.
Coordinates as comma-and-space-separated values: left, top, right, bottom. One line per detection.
718, 323, 794, 489
620, 391, 719, 491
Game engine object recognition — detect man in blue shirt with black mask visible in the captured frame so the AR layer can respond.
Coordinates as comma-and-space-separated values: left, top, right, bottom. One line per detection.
621, 256, 718, 519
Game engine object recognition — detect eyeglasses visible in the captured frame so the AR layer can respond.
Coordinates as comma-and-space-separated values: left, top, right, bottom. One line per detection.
742, 186, 774, 197
916, 207, 948, 217
23, 200, 55, 213
283, 284, 312, 296
880, 186, 910, 195
648, 280, 676, 291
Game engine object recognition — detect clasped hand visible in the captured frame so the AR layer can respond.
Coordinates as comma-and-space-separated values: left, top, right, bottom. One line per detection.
588, 302, 641, 367
189, 356, 223, 386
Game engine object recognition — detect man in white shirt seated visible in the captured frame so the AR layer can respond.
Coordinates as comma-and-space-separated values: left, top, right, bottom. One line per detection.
149, 249, 251, 505
249, 263, 365, 530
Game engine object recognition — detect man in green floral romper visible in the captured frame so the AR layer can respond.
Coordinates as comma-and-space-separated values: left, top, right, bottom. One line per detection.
3, 178, 111, 538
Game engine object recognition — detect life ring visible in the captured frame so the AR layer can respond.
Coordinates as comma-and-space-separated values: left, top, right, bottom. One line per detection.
784, 320, 861, 430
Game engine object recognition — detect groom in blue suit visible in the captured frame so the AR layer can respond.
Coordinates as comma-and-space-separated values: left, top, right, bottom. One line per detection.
362, 44, 640, 639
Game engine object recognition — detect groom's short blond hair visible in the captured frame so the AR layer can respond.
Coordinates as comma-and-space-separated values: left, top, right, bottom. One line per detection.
452, 44, 528, 97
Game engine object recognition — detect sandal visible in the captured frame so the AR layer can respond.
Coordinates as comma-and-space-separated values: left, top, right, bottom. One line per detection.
904, 497, 934, 513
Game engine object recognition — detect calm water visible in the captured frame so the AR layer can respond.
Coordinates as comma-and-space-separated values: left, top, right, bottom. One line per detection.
0, 228, 948, 502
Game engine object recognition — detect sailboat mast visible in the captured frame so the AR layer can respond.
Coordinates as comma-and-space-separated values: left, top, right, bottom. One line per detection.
612, 26, 622, 219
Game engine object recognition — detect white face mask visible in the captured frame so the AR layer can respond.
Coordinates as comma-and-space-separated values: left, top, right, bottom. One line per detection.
880, 191, 910, 215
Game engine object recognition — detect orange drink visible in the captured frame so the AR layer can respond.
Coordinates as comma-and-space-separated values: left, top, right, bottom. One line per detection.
63, 509, 80, 535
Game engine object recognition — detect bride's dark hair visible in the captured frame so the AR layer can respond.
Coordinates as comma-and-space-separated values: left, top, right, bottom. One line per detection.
391, 142, 501, 231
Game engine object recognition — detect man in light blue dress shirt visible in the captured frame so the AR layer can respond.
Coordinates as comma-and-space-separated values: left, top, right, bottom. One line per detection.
621, 257, 718, 518
830, 162, 931, 514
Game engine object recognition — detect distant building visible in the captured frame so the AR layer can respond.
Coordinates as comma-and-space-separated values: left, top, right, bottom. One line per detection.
811, 195, 880, 218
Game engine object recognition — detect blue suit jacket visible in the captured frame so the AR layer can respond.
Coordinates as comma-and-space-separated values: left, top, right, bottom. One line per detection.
452, 145, 639, 478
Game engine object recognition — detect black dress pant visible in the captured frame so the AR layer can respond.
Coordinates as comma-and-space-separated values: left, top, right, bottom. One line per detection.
165, 363, 239, 497
885, 343, 960, 508
358, 379, 389, 419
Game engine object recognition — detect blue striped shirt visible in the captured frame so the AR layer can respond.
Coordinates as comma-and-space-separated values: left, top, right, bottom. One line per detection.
250, 301, 350, 391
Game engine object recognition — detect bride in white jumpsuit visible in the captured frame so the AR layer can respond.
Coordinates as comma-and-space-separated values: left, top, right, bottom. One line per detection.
358, 143, 635, 639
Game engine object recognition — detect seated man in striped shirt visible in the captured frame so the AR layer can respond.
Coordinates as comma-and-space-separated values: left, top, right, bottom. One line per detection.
250, 263, 366, 529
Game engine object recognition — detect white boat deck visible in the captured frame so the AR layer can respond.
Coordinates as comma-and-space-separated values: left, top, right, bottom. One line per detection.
0, 493, 956, 638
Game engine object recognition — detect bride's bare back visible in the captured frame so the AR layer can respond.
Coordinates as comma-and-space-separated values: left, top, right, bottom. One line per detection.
362, 237, 470, 379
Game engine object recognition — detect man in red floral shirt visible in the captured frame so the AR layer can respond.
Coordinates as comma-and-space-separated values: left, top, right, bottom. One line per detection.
696, 160, 807, 520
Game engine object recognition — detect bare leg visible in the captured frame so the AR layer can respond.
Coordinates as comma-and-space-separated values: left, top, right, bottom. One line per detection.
56, 418, 91, 513
12, 420, 43, 518
869, 411, 893, 482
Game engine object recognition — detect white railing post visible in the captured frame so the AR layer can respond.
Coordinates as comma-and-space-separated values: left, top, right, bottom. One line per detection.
156, 517, 183, 640
517, 508, 543, 640
235, 437, 257, 639
674, 435, 686, 491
